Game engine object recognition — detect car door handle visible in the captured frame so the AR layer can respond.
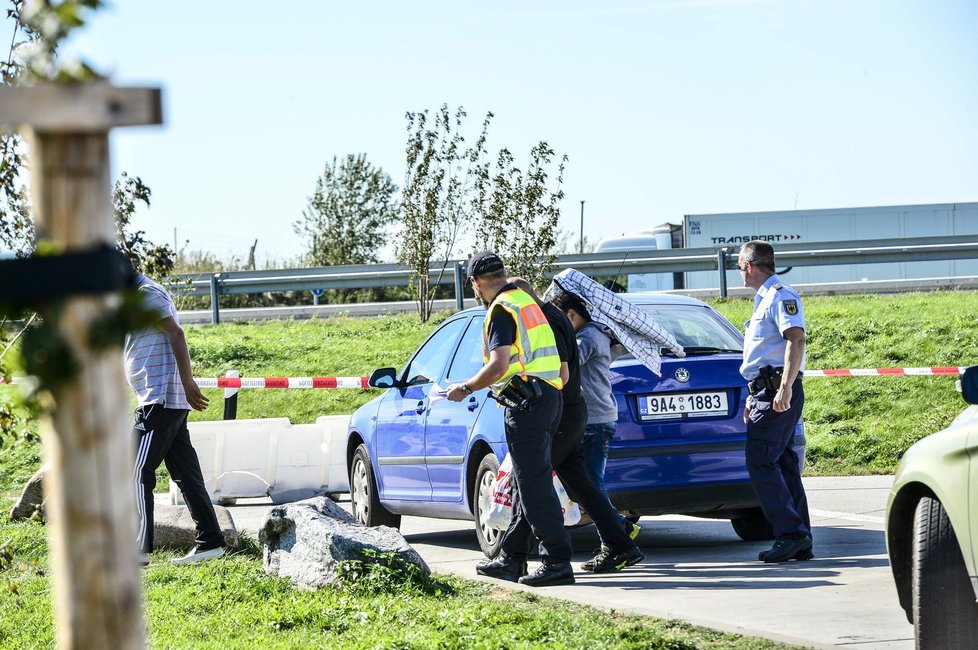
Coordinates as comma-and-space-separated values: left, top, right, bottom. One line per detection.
467, 397, 479, 411
416, 400, 426, 415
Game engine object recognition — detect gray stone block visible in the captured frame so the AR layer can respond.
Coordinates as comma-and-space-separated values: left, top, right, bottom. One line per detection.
10, 463, 47, 521
153, 503, 239, 551
261, 496, 428, 590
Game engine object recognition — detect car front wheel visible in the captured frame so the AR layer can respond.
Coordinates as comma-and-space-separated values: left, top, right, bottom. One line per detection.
473, 452, 504, 558
911, 495, 978, 649
350, 444, 401, 529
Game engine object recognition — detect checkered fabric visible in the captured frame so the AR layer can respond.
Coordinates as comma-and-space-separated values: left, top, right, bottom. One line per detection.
543, 268, 685, 377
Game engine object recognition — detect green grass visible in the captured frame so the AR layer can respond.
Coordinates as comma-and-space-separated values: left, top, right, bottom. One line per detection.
4, 292, 977, 489
186, 313, 450, 423
5, 292, 973, 649
0, 504, 791, 649
709, 291, 978, 474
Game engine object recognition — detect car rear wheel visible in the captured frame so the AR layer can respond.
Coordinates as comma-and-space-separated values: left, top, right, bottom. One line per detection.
911, 496, 978, 649
350, 444, 401, 529
731, 507, 775, 541
473, 452, 504, 559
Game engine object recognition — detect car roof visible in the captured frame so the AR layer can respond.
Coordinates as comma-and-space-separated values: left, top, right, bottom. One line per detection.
454, 291, 710, 318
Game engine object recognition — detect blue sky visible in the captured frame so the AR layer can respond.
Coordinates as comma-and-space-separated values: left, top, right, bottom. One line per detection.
58, 0, 978, 266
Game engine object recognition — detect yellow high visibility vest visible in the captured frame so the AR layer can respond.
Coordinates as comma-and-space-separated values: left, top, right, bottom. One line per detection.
482, 287, 563, 392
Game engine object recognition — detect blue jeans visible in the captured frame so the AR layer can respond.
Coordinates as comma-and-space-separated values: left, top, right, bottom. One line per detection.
582, 422, 627, 545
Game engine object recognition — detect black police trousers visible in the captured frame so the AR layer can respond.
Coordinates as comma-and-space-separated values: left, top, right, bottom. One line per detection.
745, 375, 811, 540
501, 380, 573, 564
502, 400, 633, 561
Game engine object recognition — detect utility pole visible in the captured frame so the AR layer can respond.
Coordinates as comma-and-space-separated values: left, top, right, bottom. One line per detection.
0, 82, 161, 650
579, 200, 585, 254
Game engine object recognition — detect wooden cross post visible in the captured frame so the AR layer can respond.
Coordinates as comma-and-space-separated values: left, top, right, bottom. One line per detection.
0, 83, 162, 650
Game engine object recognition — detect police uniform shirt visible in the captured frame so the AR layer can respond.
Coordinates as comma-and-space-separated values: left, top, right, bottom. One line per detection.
739, 274, 806, 381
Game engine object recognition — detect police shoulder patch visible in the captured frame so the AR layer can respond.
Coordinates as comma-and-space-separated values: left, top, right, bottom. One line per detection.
783, 299, 798, 316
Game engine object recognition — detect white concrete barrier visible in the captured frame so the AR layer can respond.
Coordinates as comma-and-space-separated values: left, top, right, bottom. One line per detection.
170, 416, 350, 505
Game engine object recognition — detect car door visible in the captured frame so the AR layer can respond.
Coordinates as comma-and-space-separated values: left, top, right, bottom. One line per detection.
968, 423, 978, 576
425, 315, 487, 501
373, 317, 467, 501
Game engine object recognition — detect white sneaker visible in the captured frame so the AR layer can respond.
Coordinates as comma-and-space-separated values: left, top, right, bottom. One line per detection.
171, 546, 225, 565
138, 553, 150, 567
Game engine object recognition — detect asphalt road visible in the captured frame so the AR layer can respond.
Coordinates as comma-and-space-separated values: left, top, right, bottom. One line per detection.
216, 475, 911, 650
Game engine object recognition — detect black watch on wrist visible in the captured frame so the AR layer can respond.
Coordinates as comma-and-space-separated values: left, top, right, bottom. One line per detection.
461, 383, 473, 395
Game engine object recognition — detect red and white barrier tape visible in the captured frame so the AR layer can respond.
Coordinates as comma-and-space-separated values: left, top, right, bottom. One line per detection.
194, 376, 369, 389
805, 366, 966, 377
195, 368, 969, 385
1, 368, 969, 388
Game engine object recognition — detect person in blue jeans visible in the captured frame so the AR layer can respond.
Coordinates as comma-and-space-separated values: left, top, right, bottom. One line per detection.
552, 293, 639, 568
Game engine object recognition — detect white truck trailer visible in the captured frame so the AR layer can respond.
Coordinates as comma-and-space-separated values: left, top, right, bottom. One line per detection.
682, 202, 978, 289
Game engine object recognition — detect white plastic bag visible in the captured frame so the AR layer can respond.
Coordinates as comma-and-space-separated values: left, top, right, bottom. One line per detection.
485, 453, 581, 529
485, 454, 514, 530
554, 472, 581, 526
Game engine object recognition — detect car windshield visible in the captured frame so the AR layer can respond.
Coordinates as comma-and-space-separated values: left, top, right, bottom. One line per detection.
633, 303, 743, 356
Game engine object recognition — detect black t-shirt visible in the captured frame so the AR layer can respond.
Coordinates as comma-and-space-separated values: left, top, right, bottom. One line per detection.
543, 302, 583, 406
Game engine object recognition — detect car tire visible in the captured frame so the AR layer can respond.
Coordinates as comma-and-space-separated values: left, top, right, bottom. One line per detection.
350, 444, 401, 529
473, 452, 504, 559
731, 507, 775, 542
911, 496, 978, 649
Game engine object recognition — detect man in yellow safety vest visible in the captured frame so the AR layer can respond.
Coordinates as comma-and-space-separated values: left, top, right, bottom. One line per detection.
446, 251, 575, 587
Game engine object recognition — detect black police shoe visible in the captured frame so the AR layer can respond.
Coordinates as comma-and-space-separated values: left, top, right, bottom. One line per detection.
588, 546, 646, 573
759, 536, 814, 563
476, 556, 527, 582
518, 562, 575, 587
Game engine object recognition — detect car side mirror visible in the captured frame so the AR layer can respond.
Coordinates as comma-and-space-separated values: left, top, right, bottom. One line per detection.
958, 366, 978, 405
368, 367, 400, 389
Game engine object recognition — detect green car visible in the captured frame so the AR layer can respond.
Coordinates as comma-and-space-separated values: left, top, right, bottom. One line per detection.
886, 365, 978, 649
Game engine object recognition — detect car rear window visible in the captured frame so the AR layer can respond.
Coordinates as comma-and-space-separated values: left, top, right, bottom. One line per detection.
635, 304, 743, 352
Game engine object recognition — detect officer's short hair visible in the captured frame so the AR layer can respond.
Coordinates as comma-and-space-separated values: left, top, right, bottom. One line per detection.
509, 277, 543, 304
552, 292, 591, 322
741, 240, 776, 273
479, 269, 507, 282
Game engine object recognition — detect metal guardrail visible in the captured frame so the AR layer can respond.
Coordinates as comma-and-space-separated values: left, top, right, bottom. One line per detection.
172, 234, 978, 324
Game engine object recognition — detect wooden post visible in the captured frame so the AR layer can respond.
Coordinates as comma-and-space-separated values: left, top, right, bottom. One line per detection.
0, 83, 162, 650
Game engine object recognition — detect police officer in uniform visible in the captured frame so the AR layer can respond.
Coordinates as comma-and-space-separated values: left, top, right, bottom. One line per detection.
446, 252, 575, 586
499, 278, 644, 574
738, 240, 813, 563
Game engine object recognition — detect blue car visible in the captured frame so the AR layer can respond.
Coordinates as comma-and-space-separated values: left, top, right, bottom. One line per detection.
346, 293, 806, 557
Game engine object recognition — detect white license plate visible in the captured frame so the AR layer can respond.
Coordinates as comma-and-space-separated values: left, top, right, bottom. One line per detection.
638, 391, 728, 420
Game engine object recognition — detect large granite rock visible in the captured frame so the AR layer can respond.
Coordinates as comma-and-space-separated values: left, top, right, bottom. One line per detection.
260, 497, 428, 590
10, 463, 47, 521
153, 503, 239, 550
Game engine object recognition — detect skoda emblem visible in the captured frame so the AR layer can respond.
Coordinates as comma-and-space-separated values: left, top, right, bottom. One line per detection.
675, 367, 690, 383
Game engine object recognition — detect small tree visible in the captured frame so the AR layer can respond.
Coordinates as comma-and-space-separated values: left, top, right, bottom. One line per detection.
112, 172, 174, 279
0, 1, 36, 257
293, 153, 398, 268
471, 141, 567, 287
397, 105, 490, 322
